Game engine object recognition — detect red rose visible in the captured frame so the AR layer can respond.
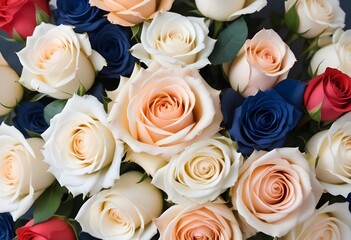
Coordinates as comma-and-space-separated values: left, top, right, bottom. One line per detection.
0, 0, 51, 39
16, 217, 76, 240
304, 67, 351, 122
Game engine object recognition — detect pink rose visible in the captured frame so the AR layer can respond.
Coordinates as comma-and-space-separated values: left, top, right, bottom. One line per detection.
230, 148, 324, 237
89, 0, 174, 27
155, 202, 242, 240
228, 29, 296, 97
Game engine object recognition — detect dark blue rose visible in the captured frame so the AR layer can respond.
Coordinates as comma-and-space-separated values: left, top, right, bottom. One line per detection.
347, 192, 351, 212
53, 0, 108, 33
220, 88, 245, 129
13, 101, 49, 138
226, 80, 305, 156
0, 213, 14, 240
80, 232, 101, 240
89, 24, 135, 90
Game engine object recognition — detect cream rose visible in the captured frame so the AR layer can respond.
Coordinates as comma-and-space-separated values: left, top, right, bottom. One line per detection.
89, 0, 174, 27
0, 53, 23, 116
130, 11, 216, 69
108, 63, 222, 158
152, 134, 243, 205
228, 29, 296, 97
230, 148, 324, 237
17, 23, 106, 99
310, 29, 351, 77
76, 171, 163, 240
155, 201, 242, 240
42, 94, 124, 197
306, 111, 351, 197
0, 123, 54, 220
283, 202, 351, 240
285, 0, 345, 38
195, 0, 267, 22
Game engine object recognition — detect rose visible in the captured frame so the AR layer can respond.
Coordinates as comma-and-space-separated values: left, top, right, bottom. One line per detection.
0, 0, 51, 39
155, 201, 242, 240
108, 63, 222, 158
306, 111, 351, 197
222, 80, 305, 156
16, 216, 76, 240
53, 0, 108, 34
76, 171, 163, 240
0, 213, 14, 240
130, 11, 216, 69
17, 23, 106, 99
0, 53, 23, 116
304, 67, 351, 122
42, 94, 123, 197
0, 123, 55, 220
152, 134, 243, 205
230, 148, 324, 237
310, 29, 351, 77
89, 0, 174, 27
283, 202, 351, 240
284, 0, 345, 38
228, 29, 296, 97
195, 0, 267, 22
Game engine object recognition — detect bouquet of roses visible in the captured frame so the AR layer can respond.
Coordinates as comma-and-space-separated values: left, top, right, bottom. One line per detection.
1, 0, 351, 239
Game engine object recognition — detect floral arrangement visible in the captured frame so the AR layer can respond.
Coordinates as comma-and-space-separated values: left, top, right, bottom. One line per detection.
1, 0, 351, 239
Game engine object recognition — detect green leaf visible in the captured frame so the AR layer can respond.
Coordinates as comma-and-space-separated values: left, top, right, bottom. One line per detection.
131, 24, 140, 41
209, 17, 248, 65
67, 218, 82, 239
33, 182, 67, 224
247, 232, 274, 240
28, 93, 47, 102
35, 5, 51, 25
308, 103, 322, 122
12, 29, 25, 44
102, 96, 112, 112
284, 2, 299, 33
76, 83, 86, 96
137, 172, 149, 183
43, 99, 67, 124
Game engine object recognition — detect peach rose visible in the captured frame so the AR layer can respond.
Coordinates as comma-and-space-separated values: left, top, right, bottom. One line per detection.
228, 29, 296, 97
89, 0, 174, 27
108, 63, 222, 158
230, 148, 324, 237
155, 202, 242, 240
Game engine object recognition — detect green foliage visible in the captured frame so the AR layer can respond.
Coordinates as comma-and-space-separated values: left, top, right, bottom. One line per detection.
35, 6, 51, 25
247, 232, 274, 240
43, 99, 67, 124
284, 3, 299, 33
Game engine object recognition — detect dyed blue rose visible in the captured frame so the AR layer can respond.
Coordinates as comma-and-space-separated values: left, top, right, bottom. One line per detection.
89, 24, 135, 90
226, 80, 305, 155
80, 232, 101, 240
347, 192, 351, 212
13, 101, 49, 138
0, 213, 14, 240
53, 0, 107, 33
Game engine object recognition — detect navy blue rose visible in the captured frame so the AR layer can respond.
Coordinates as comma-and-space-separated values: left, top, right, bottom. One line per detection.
0, 213, 14, 240
13, 101, 49, 138
89, 23, 135, 90
222, 80, 305, 156
53, 0, 108, 33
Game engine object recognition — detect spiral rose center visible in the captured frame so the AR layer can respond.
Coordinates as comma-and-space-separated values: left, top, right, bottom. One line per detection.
308, 0, 333, 22
70, 124, 94, 161
0, 155, 19, 186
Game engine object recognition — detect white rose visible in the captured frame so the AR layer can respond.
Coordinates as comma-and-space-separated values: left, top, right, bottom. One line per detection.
42, 94, 123, 197
195, 0, 267, 22
17, 23, 106, 99
306, 111, 351, 197
76, 171, 163, 240
0, 123, 54, 220
285, 0, 345, 38
0, 53, 23, 116
310, 29, 351, 76
130, 11, 215, 69
283, 202, 351, 240
152, 134, 243, 205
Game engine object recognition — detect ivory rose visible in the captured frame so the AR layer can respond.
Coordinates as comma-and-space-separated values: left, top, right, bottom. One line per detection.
89, 0, 174, 27
108, 64, 222, 158
155, 201, 242, 240
152, 134, 243, 205
230, 148, 324, 237
17, 23, 106, 99
76, 171, 163, 240
42, 95, 124, 197
228, 29, 296, 97
283, 202, 351, 240
0, 123, 55, 220
306, 111, 351, 197
0, 53, 23, 116
284, 0, 345, 38
195, 0, 267, 22
130, 11, 216, 69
